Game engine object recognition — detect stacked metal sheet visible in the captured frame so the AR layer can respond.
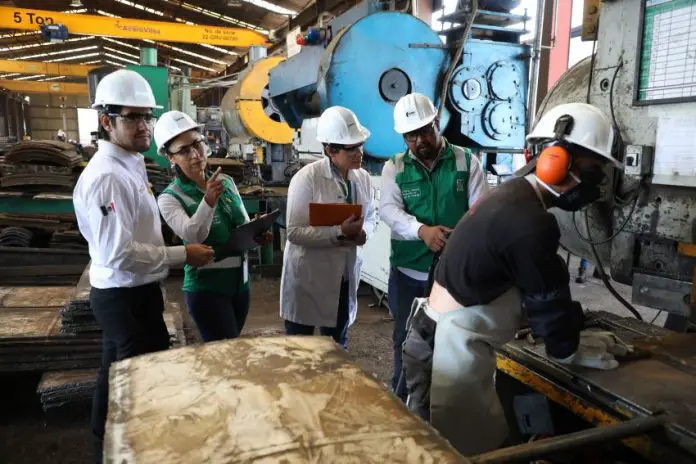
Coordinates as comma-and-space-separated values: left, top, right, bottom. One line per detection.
104, 337, 465, 463
37, 369, 97, 411
0, 140, 83, 192
49, 228, 88, 250
0, 285, 101, 373
35, 265, 188, 412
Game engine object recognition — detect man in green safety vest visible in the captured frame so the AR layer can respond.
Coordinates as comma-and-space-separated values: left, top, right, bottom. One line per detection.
379, 92, 488, 401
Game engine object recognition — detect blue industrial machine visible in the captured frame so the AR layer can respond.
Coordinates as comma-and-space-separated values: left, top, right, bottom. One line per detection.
269, 0, 530, 173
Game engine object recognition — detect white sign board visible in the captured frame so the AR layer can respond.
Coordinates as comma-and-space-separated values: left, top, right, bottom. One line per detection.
653, 116, 696, 186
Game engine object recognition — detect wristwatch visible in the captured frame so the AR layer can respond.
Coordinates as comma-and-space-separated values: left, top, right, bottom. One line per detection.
337, 225, 346, 243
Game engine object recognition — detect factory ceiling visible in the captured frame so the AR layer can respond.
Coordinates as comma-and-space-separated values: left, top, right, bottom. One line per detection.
0, 0, 345, 85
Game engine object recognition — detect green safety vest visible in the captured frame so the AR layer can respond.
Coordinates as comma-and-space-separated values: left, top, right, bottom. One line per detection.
161, 173, 249, 295
390, 142, 472, 272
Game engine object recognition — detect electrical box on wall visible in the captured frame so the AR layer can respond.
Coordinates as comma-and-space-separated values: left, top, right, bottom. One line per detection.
624, 145, 653, 177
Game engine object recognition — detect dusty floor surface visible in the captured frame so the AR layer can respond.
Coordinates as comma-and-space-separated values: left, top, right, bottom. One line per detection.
0, 258, 664, 463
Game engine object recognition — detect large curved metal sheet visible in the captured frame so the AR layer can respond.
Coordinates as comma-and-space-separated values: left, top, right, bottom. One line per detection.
317, 12, 450, 159
221, 56, 293, 145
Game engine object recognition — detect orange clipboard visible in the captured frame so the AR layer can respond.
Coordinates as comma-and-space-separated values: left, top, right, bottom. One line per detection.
309, 203, 362, 226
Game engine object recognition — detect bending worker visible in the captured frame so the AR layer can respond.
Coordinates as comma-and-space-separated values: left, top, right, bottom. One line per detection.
402, 103, 627, 455
280, 106, 376, 347
73, 71, 214, 459
380, 92, 487, 400
155, 111, 271, 342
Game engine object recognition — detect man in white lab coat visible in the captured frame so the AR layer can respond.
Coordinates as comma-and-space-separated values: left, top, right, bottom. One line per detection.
280, 106, 377, 347
73, 70, 213, 460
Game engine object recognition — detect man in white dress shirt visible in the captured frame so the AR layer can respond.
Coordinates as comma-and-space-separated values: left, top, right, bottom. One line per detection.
73, 70, 213, 460
380, 93, 488, 401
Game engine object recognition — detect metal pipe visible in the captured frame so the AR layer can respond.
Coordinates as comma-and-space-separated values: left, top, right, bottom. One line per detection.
470, 415, 668, 463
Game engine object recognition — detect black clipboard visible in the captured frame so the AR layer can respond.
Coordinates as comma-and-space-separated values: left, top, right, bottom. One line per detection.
221, 209, 280, 254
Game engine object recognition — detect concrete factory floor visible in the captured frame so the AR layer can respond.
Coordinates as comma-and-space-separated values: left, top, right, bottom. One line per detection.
0, 257, 664, 463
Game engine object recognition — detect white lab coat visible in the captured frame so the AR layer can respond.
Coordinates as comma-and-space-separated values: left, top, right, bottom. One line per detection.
280, 157, 376, 328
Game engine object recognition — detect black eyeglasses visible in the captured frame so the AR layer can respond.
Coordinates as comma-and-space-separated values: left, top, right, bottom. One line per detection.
404, 124, 435, 143
329, 143, 364, 154
170, 139, 207, 157
108, 113, 156, 126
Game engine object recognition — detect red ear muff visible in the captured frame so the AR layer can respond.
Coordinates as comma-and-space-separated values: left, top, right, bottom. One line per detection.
536, 145, 571, 185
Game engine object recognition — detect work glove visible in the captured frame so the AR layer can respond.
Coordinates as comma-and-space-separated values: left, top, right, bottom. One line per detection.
552, 330, 633, 370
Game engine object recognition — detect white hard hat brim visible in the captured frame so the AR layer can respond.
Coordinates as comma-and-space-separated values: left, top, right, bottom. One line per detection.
394, 112, 437, 135
157, 123, 206, 156
92, 102, 163, 109
318, 125, 371, 145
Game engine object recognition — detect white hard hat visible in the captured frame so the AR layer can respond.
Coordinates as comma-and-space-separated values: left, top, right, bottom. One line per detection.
393, 92, 437, 134
527, 102, 621, 168
154, 111, 204, 155
92, 69, 162, 109
316, 106, 371, 145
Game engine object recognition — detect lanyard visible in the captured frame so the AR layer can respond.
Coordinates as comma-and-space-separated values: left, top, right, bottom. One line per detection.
331, 163, 354, 204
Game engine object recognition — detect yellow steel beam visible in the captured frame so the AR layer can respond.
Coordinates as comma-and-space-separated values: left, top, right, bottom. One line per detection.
0, 59, 95, 77
0, 80, 88, 95
0, 6, 268, 48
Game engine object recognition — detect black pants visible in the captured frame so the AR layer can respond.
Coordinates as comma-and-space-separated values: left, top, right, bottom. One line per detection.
90, 282, 170, 460
284, 279, 350, 348
184, 290, 250, 342
401, 307, 437, 422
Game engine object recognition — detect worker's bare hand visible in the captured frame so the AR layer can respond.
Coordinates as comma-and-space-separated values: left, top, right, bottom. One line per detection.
185, 243, 215, 267
418, 225, 452, 252
254, 231, 273, 246
353, 230, 367, 246
340, 214, 364, 239
204, 167, 224, 207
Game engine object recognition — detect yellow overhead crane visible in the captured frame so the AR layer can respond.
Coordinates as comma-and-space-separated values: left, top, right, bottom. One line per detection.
0, 80, 88, 95
0, 6, 269, 48
0, 59, 95, 77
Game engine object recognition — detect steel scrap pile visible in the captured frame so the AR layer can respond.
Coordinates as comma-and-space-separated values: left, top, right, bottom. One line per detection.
0, 140, 83, 192
0, 284, 101, 374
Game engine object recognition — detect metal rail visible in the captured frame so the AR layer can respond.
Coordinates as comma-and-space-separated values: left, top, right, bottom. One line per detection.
470, 415, 669, 463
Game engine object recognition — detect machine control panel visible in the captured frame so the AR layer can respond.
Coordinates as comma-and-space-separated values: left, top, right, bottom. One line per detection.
624, 145, 654, 177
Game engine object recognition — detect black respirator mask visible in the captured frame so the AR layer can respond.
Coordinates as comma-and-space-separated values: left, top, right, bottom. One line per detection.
553, 165, 606, 212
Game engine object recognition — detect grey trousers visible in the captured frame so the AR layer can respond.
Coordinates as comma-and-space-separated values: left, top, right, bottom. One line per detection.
402, 288, 521, 456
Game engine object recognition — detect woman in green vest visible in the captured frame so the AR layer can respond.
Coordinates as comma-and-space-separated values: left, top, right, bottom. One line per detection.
154, 111, 270, 342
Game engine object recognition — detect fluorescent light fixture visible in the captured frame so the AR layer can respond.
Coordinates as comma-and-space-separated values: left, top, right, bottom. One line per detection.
46, 52, 101, 62
104, 53, 139, 65
105, 60, 127, 68
14, 45, 98, 61
170, 57, 216, 72
0, 36, 92, 53
103, 46, 140, 61
0, 31, 40, 39
14, 74, 46, 81
200, 44, 239, 56
39, 76, 67, 81
101, 37, 140, 51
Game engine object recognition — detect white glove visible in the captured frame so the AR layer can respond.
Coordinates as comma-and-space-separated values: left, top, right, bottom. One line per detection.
552, 330, 633, 370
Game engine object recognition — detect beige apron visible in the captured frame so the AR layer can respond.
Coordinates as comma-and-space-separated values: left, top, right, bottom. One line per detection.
430, 288, 522, 456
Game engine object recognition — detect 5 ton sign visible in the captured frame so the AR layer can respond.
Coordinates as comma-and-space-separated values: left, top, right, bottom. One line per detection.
13, 11, 55, 26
